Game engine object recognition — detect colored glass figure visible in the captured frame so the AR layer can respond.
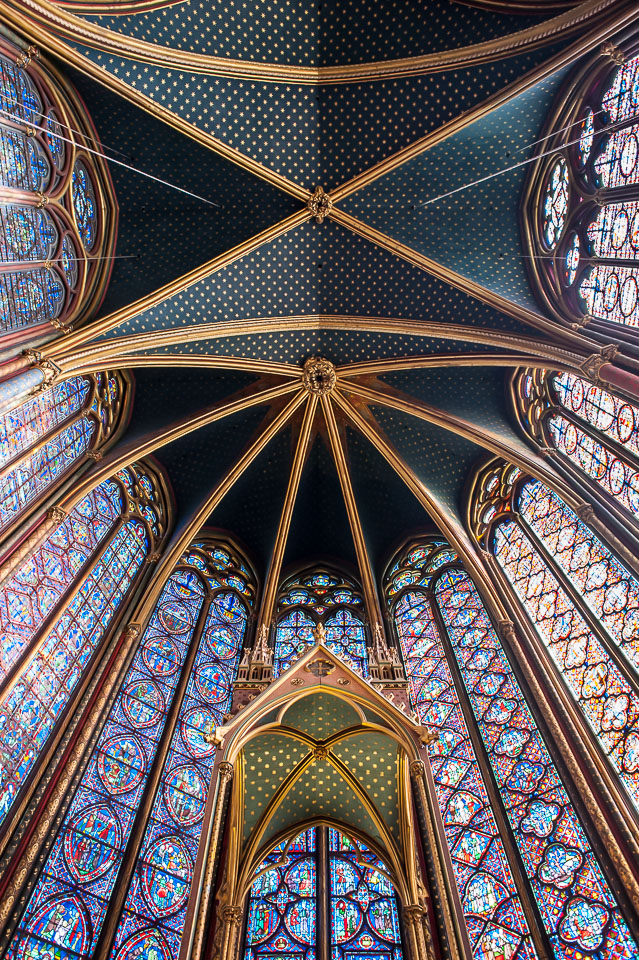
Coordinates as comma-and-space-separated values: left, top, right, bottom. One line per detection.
244, 829, 317, 960
434, 568, 638, 959
111, 587, 249, 960
0, 129, 49, 191
601, 52, 639, 123
577, 109, 594, 167
72, 161, 97, 250
0, 55, 42, 124
274, 569, 368, 678
493, 519, 639, 812
329, 829, 403, 960
552, 372, 639, 460
542, 158, 569, 248
394, 589, 537, 960
595, 124, 639, 188
0, 207, 57, 263
9, 571, 206, 960
0, 375, 91, 467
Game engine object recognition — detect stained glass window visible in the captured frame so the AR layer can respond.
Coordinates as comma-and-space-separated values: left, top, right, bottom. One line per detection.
0, 372, 123, 532
0, 465, 164, 829
434, 567, 637, 959
515, 368, 639, 528
0, 45, 113, 338
527, 50, 639, 330
8, 539, 253, 960
274, 568, 368, 678
387, 537, 639, 958
470, 458, 639, 819
243, 828, 405, 960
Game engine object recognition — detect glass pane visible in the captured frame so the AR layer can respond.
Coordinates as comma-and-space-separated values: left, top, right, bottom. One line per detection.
0, 376, 91, 469
394, 589, 536, 960
8, 571, 205, 960
552, 373, 639, 461
111, 591, 248, 959
493, 519, 639, 812
435, 568, 637, 958
244, 829, 317, 960
579, 263, 639, 328
587, 202, 639, 260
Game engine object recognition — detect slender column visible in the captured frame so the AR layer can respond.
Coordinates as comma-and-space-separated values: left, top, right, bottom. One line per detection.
322, 395, 383, 628
0, 504, 66, 587
184, 762, 234, 960
402, 904, 435, 960
0, 363, 54, 416
409, 761, 468, 960
257, 394, 317, 629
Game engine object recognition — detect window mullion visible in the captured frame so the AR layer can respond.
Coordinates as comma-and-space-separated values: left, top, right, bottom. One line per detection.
428, 590, 552, 960
318, 825, 329, 960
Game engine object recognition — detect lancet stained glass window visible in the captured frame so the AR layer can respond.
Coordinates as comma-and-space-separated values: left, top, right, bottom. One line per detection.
388, 537, 639, 958
274, 568, 368, 677
526, 50, 639, 330
515, 368, 639, 528
8, 539, 253, 960
243, 828, 405, 960
472, 461, 639, 818
0, 372, 124, 533
0, 464, 165, 829
0, 43, 114, 338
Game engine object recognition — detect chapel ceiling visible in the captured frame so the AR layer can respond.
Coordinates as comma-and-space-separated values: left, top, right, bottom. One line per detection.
6, 0, 636, 589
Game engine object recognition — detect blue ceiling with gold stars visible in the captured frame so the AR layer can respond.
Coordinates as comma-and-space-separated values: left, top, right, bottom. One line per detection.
16, 0, 613, 582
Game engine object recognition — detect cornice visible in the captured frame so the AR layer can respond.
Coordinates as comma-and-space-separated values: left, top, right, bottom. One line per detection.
12, 0, 627, 84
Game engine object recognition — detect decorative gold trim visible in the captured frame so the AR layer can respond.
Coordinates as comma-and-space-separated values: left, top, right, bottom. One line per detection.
13, 0, 627, 84
257, 394, 318, 628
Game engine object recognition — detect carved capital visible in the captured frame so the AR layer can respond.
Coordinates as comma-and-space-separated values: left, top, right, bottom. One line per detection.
47, 505, 67, 523
218, 761, 234, 783
16, 45, 39, 67
35, 191, 48, 209
538, 446, 556, 459
302, 357, 336, 396
144, 552, 162, 564
403, 904, 427, 926
222, 905, 243, 927
85, 450, 103, 461
39, 358, 62, 386
123, 623, 142, 640
575, 502, 596, 524
579, 345, 618, 384
22, 348, 43, 364
307, 185, 333, 223
497, 619, 517, 644
600, 40, 625, 66
409, 760, 426, 780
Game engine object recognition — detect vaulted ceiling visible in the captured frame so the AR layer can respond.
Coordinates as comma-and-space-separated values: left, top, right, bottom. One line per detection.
10, 0, 634, 592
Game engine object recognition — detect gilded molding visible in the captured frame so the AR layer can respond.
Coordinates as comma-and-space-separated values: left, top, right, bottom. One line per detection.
12, 0, 628, 83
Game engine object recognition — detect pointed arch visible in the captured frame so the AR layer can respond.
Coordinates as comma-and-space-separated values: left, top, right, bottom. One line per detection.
0, 369, 129, 535
384, 535, 639, 959
7, 534, 256, 960
273, 566, 368, 678
0, 38, 116, 348
523, 42, 639, 339
0, 460, 169, 835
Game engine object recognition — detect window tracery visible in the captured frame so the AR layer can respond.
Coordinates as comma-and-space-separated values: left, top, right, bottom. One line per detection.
273, 567, 368, 677
243, 827, 405, 960
0, 462, 168, 831
0, 371, 127, 533
513, 367, 639, 527
524, 48, 639, 334
471, 460, 639, 817
0, 43, 116, 343
8, 537, 254, 960
386, 537, 639, 959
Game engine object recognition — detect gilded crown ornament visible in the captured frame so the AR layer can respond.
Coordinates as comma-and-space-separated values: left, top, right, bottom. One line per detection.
302, 357, 336, 396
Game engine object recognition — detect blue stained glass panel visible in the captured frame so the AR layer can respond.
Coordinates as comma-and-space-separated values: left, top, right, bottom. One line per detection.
72, 161, 97, 250
8, 571, 205, 960
0, 416, 95, 531
0, 519, 148, 825
434, 568, 638, 959
0, 478, 122, 682
393, 589, 537, 960
0, 268, 65, 333
110, 591, 248, 959
274, 609, 315, 678
0, 375, 91, 468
